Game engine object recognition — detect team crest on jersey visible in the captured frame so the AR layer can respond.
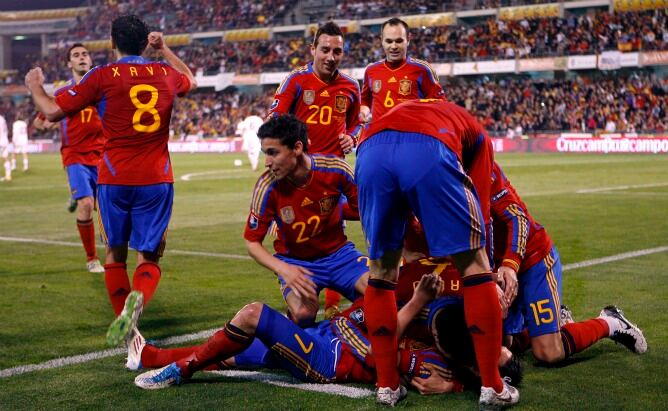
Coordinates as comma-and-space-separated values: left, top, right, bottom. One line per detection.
67, 89, 77, 96
319, 195, 337, 215
303, 90, 315, 105
334, 95, 347, 113
280, 206, 295, 224
249, 213, 259, 230
399, 79, 412, 96
350, 308, 365, 325
373, 80, 382, 93
270, 99, 279, 110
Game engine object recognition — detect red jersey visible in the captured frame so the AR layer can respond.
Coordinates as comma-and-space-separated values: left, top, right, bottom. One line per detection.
360, 99, 494, 224
53, 80, 104, 167
55, 56, 191, 185
490, 162, 553, 273
361, 57, 444, 121
244, 155, 358, 260
269, 63, 361, 157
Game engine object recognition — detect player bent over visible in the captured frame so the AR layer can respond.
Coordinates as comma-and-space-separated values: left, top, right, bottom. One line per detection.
244, 114, 368, 326
489, 162, 647, 362
25, 15, 197, 346
356, 99, 517, 408
34, 43, 106, 273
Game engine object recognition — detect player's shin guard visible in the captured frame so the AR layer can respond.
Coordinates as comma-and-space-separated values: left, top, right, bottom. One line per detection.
76, 218, 98, 261
364, 278, 399, 389
132, 262, 161, 306
104, 262, 130, 315
463, 273, 504, 393
176, 322, 252, 378
560, 319, 609, 358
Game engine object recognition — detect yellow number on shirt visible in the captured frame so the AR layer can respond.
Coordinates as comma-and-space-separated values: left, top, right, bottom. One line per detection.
292, 215, 321, 243
129, 84, 161, 133
383, 91, 395, 108
80, 108, 93, 123
305, 105, 332, 125
529, 299, 554, 325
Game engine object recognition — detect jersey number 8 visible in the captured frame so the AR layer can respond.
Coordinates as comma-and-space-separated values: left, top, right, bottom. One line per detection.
130, 84, 161, 133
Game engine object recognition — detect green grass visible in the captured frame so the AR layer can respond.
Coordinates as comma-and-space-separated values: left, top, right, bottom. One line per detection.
1, 153, 667, 410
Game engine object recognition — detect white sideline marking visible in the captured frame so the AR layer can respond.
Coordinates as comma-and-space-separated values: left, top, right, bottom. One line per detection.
179, 169, 246, 181
207, 370, 373, 398
1, 244, 667, 397
0, 236, 251, 260
576, 182, 668, 194
562, 246, 668, 271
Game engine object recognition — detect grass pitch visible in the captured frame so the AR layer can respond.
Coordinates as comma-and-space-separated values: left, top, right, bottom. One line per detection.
0, 152, 667, 410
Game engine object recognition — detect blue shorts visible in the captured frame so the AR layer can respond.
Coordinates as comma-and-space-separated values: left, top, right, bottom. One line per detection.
97, 183, 173, 253
66, 164, 98, 200
235, 305, 339, 383
356, 131, 485, 260
503, 246, 563, 337
276, 241, 368, 301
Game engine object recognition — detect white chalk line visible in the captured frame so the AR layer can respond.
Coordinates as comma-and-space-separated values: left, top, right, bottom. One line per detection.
576, 182, 668, 194
179, 169, 248, 182
0, 236, 251, 260
1, 241, 666, 397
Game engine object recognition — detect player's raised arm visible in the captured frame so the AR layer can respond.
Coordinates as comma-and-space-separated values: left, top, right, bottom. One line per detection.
25, 68, 65, 122
148, 32, 197, 92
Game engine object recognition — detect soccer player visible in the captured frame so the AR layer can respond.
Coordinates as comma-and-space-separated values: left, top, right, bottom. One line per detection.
269, 21, 361, 158
359, 17, 444, 124
12, 114, 29, 172
34, 43, 105, 273
269, 22, 362, 314
129, 273, 463, 394
25, 15, 197, 346
0, 113, 10, 181
235, 110, 263, 171
244, 114, 368, 326
490, 162, 647, 363
355, 99, 518, 408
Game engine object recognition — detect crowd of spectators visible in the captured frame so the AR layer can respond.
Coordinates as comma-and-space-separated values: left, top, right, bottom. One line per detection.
65, 0, 296, 40
10, 9, 664, 86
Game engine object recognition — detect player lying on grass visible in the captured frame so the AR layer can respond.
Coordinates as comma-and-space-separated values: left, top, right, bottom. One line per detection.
244, 114, 369, 327
488, 161, 648, 361
127, 271, 521, 394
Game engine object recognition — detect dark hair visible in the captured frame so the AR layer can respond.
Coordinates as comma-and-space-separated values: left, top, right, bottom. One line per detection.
381, 17, 409, 35
111, 15, 149, 56
257, 114, 309, 151
313, 21, 343, 47
66, 43, 87, 62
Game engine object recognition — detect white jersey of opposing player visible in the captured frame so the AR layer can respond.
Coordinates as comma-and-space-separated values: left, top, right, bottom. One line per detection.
12, 120, 28, 146
0, 115, 8, 146
237, 115, 263, 152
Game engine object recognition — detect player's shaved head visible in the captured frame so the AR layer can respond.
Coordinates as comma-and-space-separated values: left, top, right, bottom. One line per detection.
313, 21, 343, 47
258, 114, 309, 152
111, 15, 150, 56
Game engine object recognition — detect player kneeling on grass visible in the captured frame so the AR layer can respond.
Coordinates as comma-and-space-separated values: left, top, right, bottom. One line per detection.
243, 114, 368, 327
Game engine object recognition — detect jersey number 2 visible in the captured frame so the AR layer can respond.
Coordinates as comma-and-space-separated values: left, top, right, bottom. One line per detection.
130, 84, 161, 133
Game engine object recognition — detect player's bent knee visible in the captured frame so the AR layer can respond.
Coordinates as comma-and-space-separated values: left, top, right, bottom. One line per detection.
233, 302, 265, 329
532, 339, 565, 364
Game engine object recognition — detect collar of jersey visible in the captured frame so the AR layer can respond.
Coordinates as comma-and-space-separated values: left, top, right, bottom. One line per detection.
116, 55, 148, 64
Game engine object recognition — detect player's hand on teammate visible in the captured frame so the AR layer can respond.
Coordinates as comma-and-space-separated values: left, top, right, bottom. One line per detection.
24, 67, 45, 89
410, 363, 455, 395
148, 32, 165, 50
496, 265, 518, 306
338, 133, 355, 154
413, 273, 443, 306
359, 106, 372, 123
278, 263, 318, 302
496, 283, 509, 318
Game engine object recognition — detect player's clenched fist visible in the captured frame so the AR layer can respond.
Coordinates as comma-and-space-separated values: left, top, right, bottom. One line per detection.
148, 32, 164, 50
24, 67, 45, 89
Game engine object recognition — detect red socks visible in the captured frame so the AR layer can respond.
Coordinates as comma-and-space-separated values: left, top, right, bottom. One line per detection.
104, 262, 130, 315
176, 323, 252, 378
364, 278, 399, 389
76, 219, 98, 261
463, 273, 503, 393
324, 289, 342, 310
142, 344, 199, 369
560, 319, 609, 358
132, 262, 162, 306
